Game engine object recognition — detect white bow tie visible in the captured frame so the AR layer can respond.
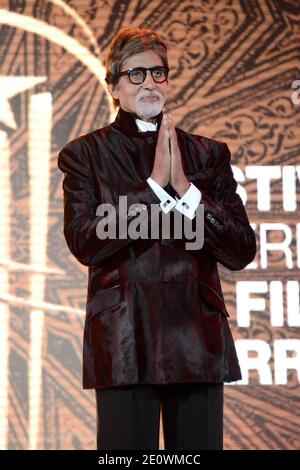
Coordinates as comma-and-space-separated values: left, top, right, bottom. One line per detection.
135, 118, 157, 132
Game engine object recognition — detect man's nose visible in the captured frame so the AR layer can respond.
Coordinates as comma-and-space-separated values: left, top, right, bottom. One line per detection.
142, 70, 157, 88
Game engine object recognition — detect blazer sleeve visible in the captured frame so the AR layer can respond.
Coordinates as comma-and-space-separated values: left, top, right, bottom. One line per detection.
190, 142, 256, 271
57, 145, 161, 266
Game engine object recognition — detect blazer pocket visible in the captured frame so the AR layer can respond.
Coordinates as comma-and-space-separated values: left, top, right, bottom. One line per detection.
198, 282, 230, 317
86, 284, 125, 322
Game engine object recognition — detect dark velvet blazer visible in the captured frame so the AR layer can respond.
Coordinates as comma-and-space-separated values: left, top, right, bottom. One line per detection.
57, 108, 256, 389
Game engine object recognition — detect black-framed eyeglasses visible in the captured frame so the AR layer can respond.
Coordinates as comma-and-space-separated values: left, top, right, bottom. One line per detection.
118, 66, 169, 85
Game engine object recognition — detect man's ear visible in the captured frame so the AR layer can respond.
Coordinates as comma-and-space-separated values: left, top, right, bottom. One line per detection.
107, 83, 119, 100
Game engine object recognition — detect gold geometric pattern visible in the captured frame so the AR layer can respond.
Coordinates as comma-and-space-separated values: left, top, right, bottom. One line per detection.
0, 0, 299, 450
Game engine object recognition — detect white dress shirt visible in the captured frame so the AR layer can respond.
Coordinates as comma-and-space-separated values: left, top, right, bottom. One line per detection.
135, 118, 202, 220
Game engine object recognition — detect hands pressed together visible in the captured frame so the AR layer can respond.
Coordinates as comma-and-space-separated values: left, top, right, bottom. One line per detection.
150, 113, 190, 197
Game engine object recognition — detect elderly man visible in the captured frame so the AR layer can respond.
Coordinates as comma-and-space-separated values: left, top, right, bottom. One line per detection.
57, 28, 256, 450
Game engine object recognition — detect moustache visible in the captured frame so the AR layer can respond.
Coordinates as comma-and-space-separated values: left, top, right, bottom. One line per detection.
138, 93, 163, 101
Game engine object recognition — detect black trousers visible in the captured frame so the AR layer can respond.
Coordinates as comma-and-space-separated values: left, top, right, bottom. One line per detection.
95, 382, 223, 450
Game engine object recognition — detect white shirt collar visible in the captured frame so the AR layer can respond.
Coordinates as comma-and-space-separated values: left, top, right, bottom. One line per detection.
135, 118, 157, 132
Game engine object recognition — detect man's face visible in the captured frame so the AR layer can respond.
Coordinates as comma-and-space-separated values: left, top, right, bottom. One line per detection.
109, 50, 168, 122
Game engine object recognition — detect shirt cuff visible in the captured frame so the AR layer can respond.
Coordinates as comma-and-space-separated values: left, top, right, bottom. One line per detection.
147, 177, 177, 213
174, 183, 202, 220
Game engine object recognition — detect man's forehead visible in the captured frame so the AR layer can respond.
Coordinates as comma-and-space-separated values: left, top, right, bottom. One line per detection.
122, 50, 163, 68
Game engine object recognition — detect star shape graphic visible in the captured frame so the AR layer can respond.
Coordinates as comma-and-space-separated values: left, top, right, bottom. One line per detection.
0, 76, 46, 129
